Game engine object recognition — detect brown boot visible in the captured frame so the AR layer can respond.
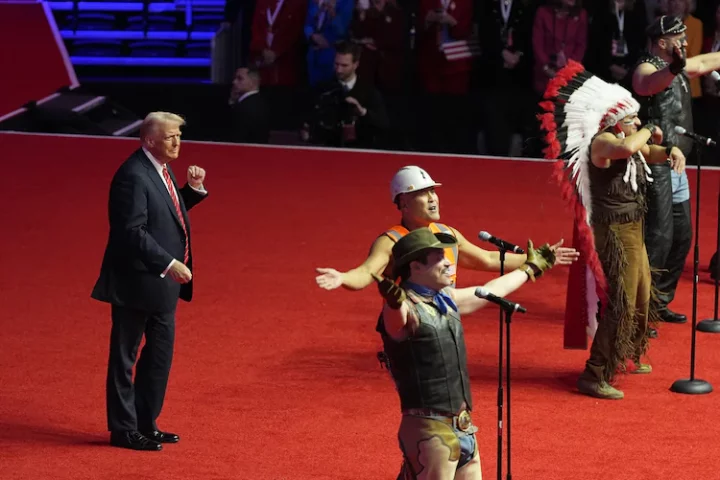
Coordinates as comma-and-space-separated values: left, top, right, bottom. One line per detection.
577, 377, 624, 399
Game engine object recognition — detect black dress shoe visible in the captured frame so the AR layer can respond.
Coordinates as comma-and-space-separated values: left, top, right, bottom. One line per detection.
110, 431, 162, 451
659, 310, 687, 324
140, 430, 180, 443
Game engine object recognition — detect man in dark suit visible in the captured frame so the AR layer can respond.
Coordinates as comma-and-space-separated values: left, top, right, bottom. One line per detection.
301, 40, 389, 149
91, 111, 208, 451
228, 66, 271, 144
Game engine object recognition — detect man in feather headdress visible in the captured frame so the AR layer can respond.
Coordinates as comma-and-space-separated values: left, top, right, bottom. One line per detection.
538, 60, 686, 399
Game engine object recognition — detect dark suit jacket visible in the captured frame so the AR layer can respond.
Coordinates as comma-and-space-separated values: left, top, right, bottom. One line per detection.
308, 78, 389, 148
91, 148, 207, 313
230, 92, 271, 144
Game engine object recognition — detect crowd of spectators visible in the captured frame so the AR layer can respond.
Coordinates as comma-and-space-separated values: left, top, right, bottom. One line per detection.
221, 0, 720, 159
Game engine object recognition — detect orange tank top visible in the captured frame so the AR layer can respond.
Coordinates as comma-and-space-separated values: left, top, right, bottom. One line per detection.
382, 223, 459, 286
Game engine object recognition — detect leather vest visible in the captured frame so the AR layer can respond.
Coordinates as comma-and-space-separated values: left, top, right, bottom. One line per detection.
589, 153, 647, 225
635, 53, 693, 157
378, 290, 473, 413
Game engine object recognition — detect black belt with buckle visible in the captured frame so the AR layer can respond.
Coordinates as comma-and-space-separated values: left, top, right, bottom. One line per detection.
403, 408, 475, 433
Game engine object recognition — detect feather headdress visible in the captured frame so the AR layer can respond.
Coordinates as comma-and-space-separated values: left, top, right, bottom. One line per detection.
538, 60, 642, 345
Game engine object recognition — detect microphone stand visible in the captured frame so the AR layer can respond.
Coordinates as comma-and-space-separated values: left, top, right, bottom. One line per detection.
504, 304, 515, 480
697, 175, 720, 333
670, 142, 714, 394
494, 248, 519, 480
496, 249, 506, 480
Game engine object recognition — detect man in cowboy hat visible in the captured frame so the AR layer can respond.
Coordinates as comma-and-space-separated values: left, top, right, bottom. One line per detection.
373, 228, 556, 479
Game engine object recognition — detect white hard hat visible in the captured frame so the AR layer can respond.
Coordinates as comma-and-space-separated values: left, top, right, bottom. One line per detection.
390, 166, 442, 202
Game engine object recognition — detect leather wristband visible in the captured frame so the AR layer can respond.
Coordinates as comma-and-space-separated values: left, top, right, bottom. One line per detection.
669, 60, 684, 75
665, 144, 674, 156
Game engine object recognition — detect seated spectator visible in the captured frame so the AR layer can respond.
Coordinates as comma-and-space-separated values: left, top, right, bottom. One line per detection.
228, 66, 271, 144
301, 41, 389, 148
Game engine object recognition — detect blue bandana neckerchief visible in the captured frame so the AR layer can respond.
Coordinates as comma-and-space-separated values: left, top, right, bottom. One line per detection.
404, 281, 458, 315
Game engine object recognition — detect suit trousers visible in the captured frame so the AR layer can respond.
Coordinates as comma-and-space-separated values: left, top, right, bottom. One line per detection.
106, 304, 176, 432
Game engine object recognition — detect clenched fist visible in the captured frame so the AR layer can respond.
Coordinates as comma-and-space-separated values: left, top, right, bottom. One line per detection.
187, 165, 206, 189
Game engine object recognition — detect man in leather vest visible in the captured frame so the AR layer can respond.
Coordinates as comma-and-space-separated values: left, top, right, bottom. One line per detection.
632, 15, 720, 324
373, 228, 555, 479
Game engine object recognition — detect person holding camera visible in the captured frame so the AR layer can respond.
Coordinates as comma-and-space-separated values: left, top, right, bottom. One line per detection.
301, 41, 389, 148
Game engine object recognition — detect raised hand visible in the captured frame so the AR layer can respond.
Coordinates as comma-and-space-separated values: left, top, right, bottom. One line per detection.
669, 43, 686, 75
187, 165, 206, 189
315, 267, 343, 290
523, 240, 556, 280
371, 272, 406, 309
549, 239, 580, 265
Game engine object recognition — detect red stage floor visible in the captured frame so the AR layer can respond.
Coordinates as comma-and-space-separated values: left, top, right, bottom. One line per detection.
1, 132, 720, 479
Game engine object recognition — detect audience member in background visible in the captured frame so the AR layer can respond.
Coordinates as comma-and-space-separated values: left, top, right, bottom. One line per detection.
475, 0, 536, 157
351, 0, 406, 92
304, 0, 354, 86
586, 0, 648, 89
531, 0, 588, 97
632, 15, 720, 324
92, 112, 208, 451
351, 0, 410, 150
248, 0, 307, 89
301, 41, 389, 148
228, 66, 271, 144
222, 0, 255, 66
415, 0, 476, 154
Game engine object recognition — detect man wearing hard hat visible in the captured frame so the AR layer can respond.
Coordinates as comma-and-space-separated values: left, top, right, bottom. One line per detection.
315, 165, 578, 291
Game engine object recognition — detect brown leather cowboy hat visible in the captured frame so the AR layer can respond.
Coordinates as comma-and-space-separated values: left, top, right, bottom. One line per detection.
392, 228, 456, 278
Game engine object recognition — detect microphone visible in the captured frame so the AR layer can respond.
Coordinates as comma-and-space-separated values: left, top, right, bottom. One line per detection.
710, 70, 720, 87
475, 287, 527, 314
479, 231, 525, 254
674, 125, 716, 147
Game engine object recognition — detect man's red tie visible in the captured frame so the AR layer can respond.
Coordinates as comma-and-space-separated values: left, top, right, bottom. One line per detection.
162, 165, 189, 264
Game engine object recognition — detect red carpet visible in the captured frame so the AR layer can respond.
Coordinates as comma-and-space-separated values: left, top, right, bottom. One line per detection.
1, 132, 720, 479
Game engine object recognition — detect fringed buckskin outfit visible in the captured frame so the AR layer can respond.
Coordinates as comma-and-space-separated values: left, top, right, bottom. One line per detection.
538, 61, 658, 395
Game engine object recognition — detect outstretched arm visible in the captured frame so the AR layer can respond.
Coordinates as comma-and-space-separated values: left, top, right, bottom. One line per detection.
451, 269, 530, 315
453, 227, 527, 271
315, 234, 394, 291
454, 228, 578, 270
451, 239, 556, 314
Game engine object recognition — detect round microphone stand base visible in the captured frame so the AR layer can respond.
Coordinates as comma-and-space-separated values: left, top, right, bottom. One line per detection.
696, 319, 720, 333
670, 378, 713, 395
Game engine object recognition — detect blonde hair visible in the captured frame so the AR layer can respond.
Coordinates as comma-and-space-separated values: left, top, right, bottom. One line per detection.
140, 111, 186, 140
